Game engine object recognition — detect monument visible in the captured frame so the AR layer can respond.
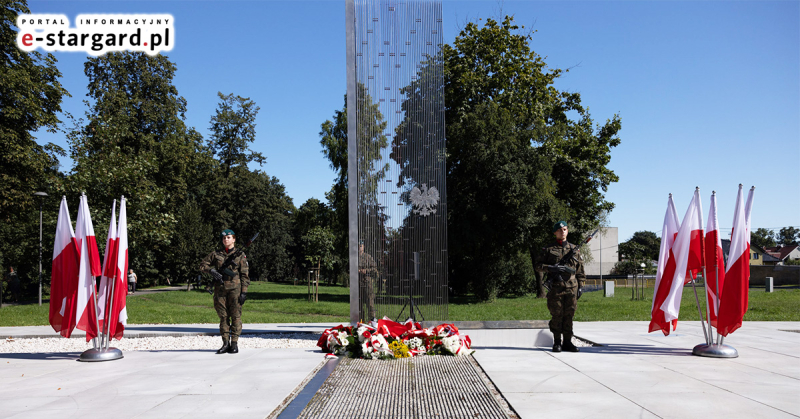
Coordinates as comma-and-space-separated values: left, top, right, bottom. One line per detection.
346, 0, 448, 324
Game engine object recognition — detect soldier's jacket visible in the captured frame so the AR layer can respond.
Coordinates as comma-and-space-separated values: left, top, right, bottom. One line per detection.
358, 253, 378, 278
200, 247, 250, 293
535, 241, 586, 288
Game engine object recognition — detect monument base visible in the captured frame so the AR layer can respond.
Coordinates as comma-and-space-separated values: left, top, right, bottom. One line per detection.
79, 347, 124, 362
692, 343, 738, 358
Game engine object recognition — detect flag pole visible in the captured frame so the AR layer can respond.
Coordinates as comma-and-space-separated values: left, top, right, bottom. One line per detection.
689, 188, 710, 345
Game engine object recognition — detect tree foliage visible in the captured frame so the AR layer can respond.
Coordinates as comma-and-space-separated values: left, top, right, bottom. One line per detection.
777, 227, 799, 246
751, 228, 776, 249
439, 17, 621, 300
0, 0, 69, 223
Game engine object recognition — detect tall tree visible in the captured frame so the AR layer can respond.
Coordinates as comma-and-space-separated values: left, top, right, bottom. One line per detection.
319, 87, 388, 284
208, 92, 264, 178
778, 227, 799, 246
0, 0, 69, 222
751, 228, 776, 249
438, 17, 620, 299
204, 92, 294, 282
624, 231, 661, 261
68, 52, 208, 286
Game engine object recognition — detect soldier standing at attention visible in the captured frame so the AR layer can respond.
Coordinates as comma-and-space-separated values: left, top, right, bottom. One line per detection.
535, 221, 585, 353
358, 242, 377, 321
200, 229, 249, 354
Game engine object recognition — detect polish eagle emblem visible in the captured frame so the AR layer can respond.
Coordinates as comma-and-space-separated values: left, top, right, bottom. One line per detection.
409, 183, 440, 216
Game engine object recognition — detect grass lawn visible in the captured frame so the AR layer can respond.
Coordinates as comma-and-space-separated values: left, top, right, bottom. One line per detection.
1, 281, 798, 326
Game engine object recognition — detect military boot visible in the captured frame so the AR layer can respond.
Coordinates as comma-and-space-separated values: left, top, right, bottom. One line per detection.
552, 333, 562, 353
228, 341, 239, 354
562, 333, 580, 352
216, 339, 230, 354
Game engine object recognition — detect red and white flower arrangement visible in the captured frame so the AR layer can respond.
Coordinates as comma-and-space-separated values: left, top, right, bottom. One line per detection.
317, 318, 473, 359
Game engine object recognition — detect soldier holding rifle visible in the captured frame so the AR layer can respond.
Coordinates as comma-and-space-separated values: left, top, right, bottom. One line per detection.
200, 229, 250, 354
535, 221, 587, 353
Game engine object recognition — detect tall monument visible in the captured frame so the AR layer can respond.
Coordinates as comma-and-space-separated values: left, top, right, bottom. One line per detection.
346, 0, 448, 324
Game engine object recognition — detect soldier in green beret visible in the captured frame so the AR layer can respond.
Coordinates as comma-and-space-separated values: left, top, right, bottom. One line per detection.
200, 229, 250, 354
535, 221, 586, 353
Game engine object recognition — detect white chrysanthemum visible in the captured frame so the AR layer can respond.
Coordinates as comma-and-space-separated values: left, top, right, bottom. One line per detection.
337, 331, 349, 347
442, 335, 461, 355
406, 337, 423, 350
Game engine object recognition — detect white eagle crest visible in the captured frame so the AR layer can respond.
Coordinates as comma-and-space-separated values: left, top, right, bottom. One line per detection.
409, 184, 440, 216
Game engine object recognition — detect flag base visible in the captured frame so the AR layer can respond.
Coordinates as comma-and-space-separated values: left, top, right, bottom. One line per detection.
79, 347, 123, 362
692, 343, 738, 358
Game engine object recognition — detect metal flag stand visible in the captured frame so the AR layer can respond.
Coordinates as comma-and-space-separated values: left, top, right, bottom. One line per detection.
396, 252, 425, 323
691, 189, 737, 359
80, 197, 124, 362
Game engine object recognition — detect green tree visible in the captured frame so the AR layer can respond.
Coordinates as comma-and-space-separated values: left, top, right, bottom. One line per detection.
437, 17, 620, 300
67, 52, 208, 286
208, 92, 265, 178
0, 0, 70, 222
777, 227, 799, 246
624, 231, 660, 261
751, 228, 776, 249
319, 88, 388, 284
301, 226, 336, 277
204, 93, 294, 282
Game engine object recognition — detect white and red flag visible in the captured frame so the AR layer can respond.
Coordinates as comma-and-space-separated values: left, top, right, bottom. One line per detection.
74, 194, 100, 341
705, 192, 725, 328
653, 189, 705, 333
49, 197, 80, 337
649, 194, 680, 335
104, 197, 129, 340
717, 186, 754, 337
97, 200, 118, 334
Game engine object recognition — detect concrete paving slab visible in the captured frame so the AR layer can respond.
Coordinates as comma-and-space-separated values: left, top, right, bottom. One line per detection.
1, 321, 799, 419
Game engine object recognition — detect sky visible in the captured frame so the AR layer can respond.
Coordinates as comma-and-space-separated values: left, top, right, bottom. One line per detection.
24, 0, 800, 243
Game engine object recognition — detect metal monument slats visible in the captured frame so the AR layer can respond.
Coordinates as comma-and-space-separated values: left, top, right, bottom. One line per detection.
296, 357, 510, 418
350, 0, 448, 323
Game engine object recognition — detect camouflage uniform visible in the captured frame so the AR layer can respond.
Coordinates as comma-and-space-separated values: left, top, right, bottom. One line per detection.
535, 240, 585, 341
358, 252, 377, 320
200, 247, 249, 343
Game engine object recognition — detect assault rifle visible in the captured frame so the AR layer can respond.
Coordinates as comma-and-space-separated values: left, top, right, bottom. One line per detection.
197, 232, 259, 295
543, 229, 598, 291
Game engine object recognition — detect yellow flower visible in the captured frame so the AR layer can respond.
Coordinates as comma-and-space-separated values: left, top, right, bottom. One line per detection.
389, 340, 411, 358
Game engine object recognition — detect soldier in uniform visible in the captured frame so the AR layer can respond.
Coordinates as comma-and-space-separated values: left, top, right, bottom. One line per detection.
535, 221, 585, 353
200, 229, 250, 354
358, 242, 377, 321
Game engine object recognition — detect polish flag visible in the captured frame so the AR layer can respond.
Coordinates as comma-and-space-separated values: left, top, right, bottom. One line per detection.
659, 189, 704, 329
717, 186, 754, 337
649, 194, 680, 335
106, 197, 129, 339
705, 192, 725, 328
49, 197, 79, 337
74, 195, 100, 341
97, 200, 118, 333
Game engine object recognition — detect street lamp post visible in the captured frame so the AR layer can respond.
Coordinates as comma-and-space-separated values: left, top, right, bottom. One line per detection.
34, 192, 48, 306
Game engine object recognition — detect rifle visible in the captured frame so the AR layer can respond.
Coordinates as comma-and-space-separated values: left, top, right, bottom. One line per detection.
199, 232, 259, 295
544, 229, 598, 291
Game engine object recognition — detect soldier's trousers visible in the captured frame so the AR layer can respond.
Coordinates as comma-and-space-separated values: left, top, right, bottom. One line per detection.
214, 284, 242, 342
360, 278, 375, 321
547, 285, 577, 335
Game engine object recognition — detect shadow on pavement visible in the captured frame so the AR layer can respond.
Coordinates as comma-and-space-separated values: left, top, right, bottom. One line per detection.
579, 344, 692, 356
0, 352, 82, 360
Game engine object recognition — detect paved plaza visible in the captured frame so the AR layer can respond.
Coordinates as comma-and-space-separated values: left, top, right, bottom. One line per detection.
1, 321, 798, 419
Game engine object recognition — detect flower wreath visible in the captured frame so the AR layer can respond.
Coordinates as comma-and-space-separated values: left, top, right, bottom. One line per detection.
317, 318, 472, 359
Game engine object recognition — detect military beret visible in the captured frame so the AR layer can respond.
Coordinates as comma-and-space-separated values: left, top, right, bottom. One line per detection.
220, 229, 235, 238
552, 221, 568, 233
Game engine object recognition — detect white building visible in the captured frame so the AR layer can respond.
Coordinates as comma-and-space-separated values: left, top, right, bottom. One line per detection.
583, 227, 618, 276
